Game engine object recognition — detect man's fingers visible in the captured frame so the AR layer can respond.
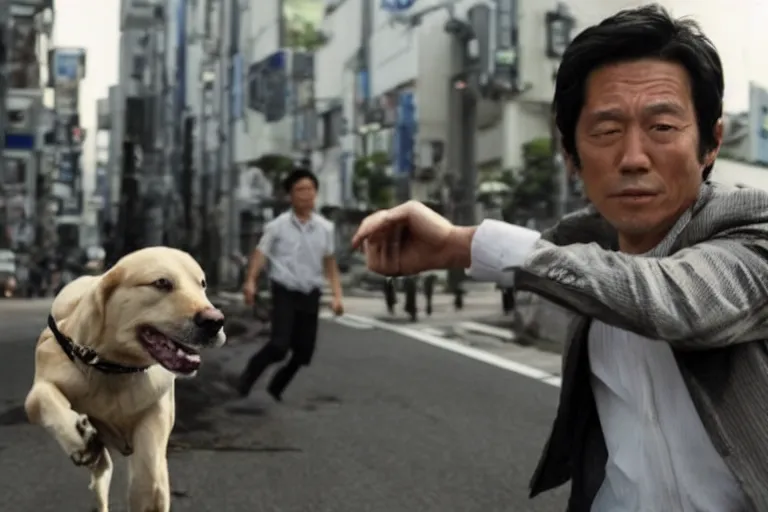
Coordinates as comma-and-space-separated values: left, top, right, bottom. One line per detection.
351, 211, 386, 248
351, 204, 412, 249
364, 239, 384, 275
362, 236, 401, 276
384, 225, 402, 276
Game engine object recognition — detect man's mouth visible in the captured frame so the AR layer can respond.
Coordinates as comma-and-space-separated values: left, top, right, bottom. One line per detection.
611, 189, 658, 204
137, 326, 201, 375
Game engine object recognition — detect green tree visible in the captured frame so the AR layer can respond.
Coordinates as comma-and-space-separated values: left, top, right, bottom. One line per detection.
353, 151, 394, 210
285, 20, 328, 51
247, 154, 295, 214
501, 137, 557, 217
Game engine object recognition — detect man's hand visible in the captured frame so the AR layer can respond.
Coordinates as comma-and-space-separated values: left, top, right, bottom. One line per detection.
331, 296, 344, 316
351, 201, 475, 275
243, 279, 256, 306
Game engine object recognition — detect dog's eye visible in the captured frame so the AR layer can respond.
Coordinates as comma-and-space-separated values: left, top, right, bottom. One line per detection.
152, 278, 174, 292
201, 279, 207, 289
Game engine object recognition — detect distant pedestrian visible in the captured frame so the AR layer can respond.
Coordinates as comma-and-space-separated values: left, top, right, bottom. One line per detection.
237, 167, 344, 401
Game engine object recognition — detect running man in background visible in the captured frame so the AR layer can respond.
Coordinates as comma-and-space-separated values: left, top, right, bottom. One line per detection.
238, 167, 344, 400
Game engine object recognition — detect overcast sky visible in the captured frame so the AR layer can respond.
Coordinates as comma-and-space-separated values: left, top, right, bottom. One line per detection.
55, 0, 768, 188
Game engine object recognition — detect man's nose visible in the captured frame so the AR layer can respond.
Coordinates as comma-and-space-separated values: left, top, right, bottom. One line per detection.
194, 307, 225, 337
618, 127, 651, 174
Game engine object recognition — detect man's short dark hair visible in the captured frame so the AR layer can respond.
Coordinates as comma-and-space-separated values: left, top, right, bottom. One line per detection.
553, 4, 724, 180
283, 167, 319, 193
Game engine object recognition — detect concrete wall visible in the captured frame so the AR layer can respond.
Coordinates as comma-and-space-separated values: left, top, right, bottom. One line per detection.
312, 0, 362, 207
232, 0, 285, 165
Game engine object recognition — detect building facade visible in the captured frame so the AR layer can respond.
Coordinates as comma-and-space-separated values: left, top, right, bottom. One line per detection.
92, 0, 768, 285
2, 1, 54, 253
311, 0, 565, 211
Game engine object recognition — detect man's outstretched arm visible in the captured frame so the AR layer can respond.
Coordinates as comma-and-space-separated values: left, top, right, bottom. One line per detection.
455, 220, 768, 349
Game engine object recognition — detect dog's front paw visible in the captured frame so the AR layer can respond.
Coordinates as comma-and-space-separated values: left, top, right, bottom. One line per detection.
69, 414, 104, 467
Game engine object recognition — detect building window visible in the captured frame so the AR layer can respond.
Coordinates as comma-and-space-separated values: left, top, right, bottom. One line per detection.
320, 106, 343, 149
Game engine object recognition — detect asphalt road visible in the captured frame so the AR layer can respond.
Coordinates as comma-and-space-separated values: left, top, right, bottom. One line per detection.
0, 299, 568, 512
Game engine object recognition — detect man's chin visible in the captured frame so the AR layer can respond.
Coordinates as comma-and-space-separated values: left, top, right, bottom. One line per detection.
610, 218, 674, 253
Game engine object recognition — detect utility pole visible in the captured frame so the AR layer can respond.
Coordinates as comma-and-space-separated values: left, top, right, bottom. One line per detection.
144, 7, 167, 246
445, 26, 478, 301
226, 0, 240, 288
210, 0, 229, 289
453, 67, 478, 228
0, 5, 9, 245
200, 75, 210, 277
389, 0, 526, 301
545, 2, 575, 218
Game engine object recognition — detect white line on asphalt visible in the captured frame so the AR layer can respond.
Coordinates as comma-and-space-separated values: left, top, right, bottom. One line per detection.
419, 326, 449, 337
339, 314, 561, 388
320, 311, 376, 329
457, 321, 516, 341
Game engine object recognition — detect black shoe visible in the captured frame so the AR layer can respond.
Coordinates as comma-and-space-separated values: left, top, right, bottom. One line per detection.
267, 363, 299, 402
266, 385, 283, 402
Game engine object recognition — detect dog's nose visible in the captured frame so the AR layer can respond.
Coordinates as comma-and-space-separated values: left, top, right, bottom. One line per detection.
194, 307, 225, 337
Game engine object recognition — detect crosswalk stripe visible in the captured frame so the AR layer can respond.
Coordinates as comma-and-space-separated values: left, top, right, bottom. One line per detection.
457, 321, 515, 341
418, 326, 448, 337
320, 311, 375, 329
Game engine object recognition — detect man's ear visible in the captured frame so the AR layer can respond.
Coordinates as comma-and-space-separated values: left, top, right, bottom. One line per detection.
704, 118, 724, 168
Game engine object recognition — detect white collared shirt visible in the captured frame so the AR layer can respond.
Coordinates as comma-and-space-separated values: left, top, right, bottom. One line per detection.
258, 211, 335, 293
467, 219, 746, 512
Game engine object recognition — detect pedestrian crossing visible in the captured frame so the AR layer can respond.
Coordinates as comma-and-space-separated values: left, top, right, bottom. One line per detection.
319, 311, 376, 330
320, 311, 516, 344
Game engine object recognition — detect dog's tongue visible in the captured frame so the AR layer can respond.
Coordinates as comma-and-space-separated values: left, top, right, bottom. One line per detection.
144, 334, 201, 374
157, 347, 201, 374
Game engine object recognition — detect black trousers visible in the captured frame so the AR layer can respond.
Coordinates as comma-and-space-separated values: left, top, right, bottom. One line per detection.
241, 280, 321, 396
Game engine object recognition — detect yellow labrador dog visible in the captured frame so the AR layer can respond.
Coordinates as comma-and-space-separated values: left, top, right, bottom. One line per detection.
24, 247, 226, 512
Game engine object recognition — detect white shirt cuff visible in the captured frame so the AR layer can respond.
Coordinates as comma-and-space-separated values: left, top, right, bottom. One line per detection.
466, 219, 541, 287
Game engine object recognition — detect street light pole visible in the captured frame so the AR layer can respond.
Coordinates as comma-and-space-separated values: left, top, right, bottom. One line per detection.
144, 7, 167, 246
545, 2, 575, 218
0, 6, 10, 246
199, 67, 215, 279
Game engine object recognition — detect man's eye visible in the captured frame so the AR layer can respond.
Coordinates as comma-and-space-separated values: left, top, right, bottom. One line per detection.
653, 124, 676, 132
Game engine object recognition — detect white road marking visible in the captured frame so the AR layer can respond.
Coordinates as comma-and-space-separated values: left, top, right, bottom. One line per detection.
338, 314, 561, 388
457, 321, 516, 342
320, 311, 375, 329
419, 326, 449, 337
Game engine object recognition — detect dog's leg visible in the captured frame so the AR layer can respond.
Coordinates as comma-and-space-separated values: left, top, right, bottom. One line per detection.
89, 448, 114, 512
25, 380, 112, 511
127, 390, 174, 512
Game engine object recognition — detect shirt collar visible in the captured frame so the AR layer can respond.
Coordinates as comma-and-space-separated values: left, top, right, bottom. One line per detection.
290, 210, 316, 231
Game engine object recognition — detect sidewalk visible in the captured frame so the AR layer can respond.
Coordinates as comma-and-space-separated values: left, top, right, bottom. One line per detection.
212, 286, 505, 322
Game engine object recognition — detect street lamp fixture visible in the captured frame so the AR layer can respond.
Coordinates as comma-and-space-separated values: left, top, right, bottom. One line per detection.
545, 2, 575, 59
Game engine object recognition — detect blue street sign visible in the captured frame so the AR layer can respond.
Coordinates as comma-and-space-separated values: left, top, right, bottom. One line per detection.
381, 0, 416, 12
247, 50, 287, 122
393, 92, 415, 176
4, 133, 35, 151
231, 53, 243, 120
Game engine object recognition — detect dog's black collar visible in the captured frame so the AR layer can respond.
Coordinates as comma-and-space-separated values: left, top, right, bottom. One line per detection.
47, 314, 149, 375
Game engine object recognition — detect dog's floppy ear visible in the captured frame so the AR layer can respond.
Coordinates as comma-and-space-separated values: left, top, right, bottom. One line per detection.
89, 267, 125, 334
